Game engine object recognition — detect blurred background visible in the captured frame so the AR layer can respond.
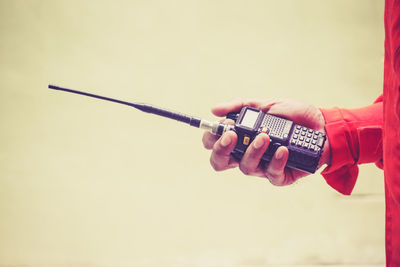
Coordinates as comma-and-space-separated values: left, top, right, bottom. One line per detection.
0, 0, 385, 266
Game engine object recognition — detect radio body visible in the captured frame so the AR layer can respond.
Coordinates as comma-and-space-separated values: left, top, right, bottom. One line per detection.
226, 107, 326, 173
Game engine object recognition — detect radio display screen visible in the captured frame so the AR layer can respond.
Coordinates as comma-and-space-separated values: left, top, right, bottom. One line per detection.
240, 109, 259, 128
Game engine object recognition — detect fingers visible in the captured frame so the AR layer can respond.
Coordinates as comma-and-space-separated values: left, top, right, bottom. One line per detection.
202, 119, 235, 150
202, 131, 219, 150
238, 134, 270, 176
206, 129, 296, 186
211, 98, 277, 117
264, 146, 292, 186
209, 131, 239, 171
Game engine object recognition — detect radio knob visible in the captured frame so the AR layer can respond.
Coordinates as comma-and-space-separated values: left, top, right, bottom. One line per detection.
226, 112, 239, 122
261, 127, 270, 134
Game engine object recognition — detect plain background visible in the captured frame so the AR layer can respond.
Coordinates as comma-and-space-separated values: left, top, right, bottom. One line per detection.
0, 0, 386, 266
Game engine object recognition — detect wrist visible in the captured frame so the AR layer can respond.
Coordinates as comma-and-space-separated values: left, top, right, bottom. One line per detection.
316, 108, 330, 168
318, 133, 331, 168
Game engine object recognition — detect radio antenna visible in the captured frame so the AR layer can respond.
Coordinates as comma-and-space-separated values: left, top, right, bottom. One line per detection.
48, 84, 230, 135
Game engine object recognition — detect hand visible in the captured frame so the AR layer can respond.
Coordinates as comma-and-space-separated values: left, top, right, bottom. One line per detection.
202, 98, 331, 186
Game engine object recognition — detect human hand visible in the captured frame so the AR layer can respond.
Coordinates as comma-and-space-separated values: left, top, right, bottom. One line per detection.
202, 98, 330, 185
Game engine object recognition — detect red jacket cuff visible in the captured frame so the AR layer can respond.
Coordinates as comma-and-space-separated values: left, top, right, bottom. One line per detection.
319, 103, 383, 195
320, 107, 358, 195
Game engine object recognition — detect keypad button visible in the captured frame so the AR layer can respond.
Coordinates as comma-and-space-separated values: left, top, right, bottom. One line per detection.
301, 131, 306, 136
306, 138, 310, 143
302, 127, 307, 131
313, 135, 318, 140
293, 134, 298, 139
308, 129, 313, 133
310, 145, 315, 150
296, 125, 301, 129
307, 133, 312, 138
299, 136, 304, 141
295, 130, 300, 134
312, 140, 317, 145
297, 141, 303, 146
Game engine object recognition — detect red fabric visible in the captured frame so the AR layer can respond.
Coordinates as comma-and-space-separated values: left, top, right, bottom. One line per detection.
319, 1, 400, 265
320, 103, 383, 195
383, 1, 400, 265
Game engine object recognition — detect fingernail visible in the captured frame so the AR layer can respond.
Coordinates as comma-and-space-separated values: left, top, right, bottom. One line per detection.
275, 148, 284, 160
221, 134, 231, 147
253, 136, 265, 149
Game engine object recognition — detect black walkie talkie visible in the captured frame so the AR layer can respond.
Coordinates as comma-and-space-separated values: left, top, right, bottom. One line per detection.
225, 107, 326, 173
49, 85, 325, 173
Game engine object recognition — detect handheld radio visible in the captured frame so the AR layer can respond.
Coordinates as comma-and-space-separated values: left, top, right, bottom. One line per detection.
226, 107, 325, 173
48, 85, 326, 173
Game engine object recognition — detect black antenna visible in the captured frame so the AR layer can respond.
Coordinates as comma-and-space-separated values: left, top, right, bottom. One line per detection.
48, 84, 201, 127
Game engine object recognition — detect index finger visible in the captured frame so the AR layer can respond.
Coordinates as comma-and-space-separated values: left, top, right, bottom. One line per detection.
211, 98, 278, 117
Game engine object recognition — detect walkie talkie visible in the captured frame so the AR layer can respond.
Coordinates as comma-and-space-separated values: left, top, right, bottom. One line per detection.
225, 107, 326, 173
49, 85, 326, 173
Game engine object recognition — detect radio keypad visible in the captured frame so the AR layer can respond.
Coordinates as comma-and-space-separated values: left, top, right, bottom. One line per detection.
290, 125, 325, 152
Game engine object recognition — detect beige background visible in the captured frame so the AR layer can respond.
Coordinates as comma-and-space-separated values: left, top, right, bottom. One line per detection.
0, 0, 385, 266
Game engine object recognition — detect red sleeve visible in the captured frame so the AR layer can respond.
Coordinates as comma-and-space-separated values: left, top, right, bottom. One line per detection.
319, 96, 383, 195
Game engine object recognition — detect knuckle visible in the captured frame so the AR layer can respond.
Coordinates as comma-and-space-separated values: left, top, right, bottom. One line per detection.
265, 169, 281, 181
203, 142, 211, 150
202, 137, 213, 150
210, 157, 224, 172
239, 164, 251, 175
212, 144, 221, 156
202, 136, 209, 149
247, 148, 259, 159
213, 142, 226, 156
267, 170, 281, 180
268, 178, 284, 186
